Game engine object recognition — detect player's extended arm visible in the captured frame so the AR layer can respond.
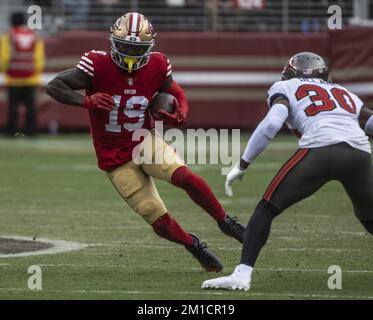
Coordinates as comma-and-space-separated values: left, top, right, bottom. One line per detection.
359, 106, 373, 136
225, 98, 290, 197
156, 76, 188, 126
46, 68, 114, 112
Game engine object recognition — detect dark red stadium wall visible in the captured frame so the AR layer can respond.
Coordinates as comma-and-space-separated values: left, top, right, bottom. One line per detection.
156, 32, 329, 129
329, 27, 373, 106
4, 29, 371, 131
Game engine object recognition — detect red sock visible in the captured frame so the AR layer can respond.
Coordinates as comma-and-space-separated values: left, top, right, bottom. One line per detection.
171, 166, 227, 221
152, 213, 193, 246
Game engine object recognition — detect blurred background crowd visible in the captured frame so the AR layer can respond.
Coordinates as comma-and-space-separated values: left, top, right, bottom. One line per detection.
0, 0, 371, 33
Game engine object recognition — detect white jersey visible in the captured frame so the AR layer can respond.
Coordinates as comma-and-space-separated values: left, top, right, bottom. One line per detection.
267, 78, 371, 154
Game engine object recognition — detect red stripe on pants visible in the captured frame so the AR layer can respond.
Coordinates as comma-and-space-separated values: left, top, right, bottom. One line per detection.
263, 148, 309, 201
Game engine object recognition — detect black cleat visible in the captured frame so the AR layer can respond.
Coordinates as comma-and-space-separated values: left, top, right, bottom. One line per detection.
185, 233, 223, 273
218, 215, 245, 243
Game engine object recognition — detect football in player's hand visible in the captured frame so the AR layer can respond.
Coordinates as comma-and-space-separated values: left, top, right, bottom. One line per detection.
150, 92, 176, 117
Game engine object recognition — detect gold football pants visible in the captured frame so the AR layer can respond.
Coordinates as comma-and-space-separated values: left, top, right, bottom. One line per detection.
107, 130, 185, 224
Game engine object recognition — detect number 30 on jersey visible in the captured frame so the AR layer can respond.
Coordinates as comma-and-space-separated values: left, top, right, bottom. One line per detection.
296, 84, 356, 116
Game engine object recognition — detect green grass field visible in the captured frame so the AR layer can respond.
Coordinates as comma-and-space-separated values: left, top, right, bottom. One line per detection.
0, 134, 372, 300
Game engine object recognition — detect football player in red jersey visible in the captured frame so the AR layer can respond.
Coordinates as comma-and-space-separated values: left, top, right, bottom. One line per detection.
47, 12, 244, 272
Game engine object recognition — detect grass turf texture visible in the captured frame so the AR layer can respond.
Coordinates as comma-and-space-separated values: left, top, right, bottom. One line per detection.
0, 134, 372, 300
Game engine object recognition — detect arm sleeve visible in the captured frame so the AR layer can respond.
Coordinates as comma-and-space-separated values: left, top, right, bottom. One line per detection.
242, 103, 289, 163
164, 80, 189, 117
158, 53, 188, 116
76, 51, 95, 77
159, 53, 172, 84
266, 81, 290, 107
165, 56, 172, 78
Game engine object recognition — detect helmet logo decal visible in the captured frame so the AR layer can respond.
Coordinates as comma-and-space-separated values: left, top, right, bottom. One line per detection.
146, 21, 155, 37
113, 18, 122, 31
289, 57, 296, 68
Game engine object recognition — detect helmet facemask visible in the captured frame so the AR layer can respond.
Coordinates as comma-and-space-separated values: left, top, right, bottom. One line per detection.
110, 36, 154, 72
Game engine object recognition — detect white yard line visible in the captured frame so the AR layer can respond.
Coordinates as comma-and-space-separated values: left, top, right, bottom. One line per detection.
0, 236, 88, 258
336, 231, 367, 236
219, 198, 258, 205
87, 243, 372, 254
2, 224, 366, 236
273, 247, 369, 252
38, 264, 77, 267
282, 229, 368, 236
0, 287, 371, 299
35, 164, 97, 171
0, 140, 93, 153
29, 264, 373, 274
0, 137, 297, 156
249, 162, 283, 170
255, 267, 373, 274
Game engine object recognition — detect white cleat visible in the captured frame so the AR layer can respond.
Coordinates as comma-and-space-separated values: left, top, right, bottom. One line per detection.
201, 264, 252, 291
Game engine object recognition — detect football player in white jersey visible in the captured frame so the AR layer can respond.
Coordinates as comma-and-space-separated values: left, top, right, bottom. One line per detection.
202, 52, 373, 291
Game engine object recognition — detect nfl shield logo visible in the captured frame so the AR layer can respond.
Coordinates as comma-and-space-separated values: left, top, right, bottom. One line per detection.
128, 77, 134, 86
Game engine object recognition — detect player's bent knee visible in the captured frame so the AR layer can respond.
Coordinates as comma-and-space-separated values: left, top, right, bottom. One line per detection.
137, 199, 164, 223
256, 199, 282, 218
360, 220, 373, 235
130, 194, 167, 224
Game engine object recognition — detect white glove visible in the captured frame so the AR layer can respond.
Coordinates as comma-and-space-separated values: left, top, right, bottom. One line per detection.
225, 163, 246, 197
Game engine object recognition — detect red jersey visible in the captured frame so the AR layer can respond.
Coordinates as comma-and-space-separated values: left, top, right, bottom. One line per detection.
76, 51, 173, 171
